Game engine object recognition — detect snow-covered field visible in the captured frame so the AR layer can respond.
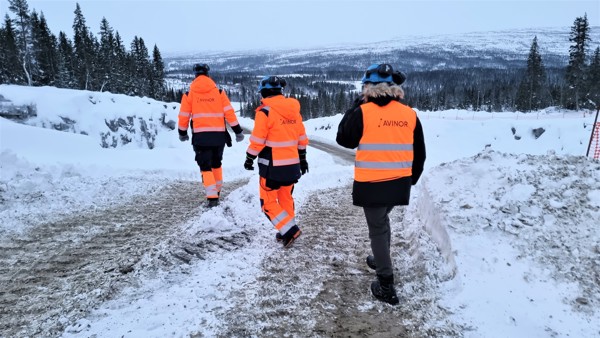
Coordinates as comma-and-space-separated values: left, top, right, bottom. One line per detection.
1, 84, 599, 337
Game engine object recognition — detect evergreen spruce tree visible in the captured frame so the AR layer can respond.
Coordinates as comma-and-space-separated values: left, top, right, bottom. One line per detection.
588, 47, 600, 109
56, 31, 76, 88
150, 44, 165, 100
27, 10, 41, 84
72, 3, 96, 90
515, 36, 548, 112
97, 17, 116, 92
128, 36, 141, 95
565, 14, 591, 110
89, 30, 100, 89
8, 0, 33, 85
31, 12, 59, 86
335, 87, 347, 114
129, 36, 152, 97
112, 31, 129, 93
0, 15, 25, 84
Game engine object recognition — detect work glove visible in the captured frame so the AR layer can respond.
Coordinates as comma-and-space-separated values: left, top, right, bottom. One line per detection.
179, 134, 189, 142
299, 149, 308, 175
244, 153, 256, 171
235, 133, 244, 142
225, 130, 232, 147
300, 159, 309, 175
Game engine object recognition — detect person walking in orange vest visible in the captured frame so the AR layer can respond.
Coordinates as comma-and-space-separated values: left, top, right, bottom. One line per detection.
178, 63, 245, 208
244, 76, 309, 248
336, 64, 426, 305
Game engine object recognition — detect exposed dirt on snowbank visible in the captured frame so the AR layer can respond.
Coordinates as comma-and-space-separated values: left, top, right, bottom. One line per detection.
0, 179, 245, 337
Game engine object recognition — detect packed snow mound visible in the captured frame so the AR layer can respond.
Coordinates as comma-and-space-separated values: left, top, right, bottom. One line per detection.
427, 150, 600, 311
0, 85, 179, 149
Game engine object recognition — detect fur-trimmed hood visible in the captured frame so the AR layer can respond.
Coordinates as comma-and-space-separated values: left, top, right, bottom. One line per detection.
362, 83, 404, 100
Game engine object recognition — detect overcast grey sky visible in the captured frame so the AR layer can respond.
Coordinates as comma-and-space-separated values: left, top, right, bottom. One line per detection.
0, 0, 598, 54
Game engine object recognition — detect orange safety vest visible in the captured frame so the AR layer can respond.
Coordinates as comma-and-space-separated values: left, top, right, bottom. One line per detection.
247, 95, 308, 167
354, 101, 416, 182
178, 76, 239, 134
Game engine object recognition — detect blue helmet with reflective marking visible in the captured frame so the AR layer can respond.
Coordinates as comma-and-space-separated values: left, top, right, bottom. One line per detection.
361, 63, 394, 84
257, 76, 287, 91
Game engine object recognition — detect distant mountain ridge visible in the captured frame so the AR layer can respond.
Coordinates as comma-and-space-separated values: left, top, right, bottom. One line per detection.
165, 27, 600, 73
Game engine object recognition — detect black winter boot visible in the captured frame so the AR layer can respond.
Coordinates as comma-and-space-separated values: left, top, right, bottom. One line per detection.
207, 199, 219, 208
280, 225, 302, 248
371, 276, 399, 305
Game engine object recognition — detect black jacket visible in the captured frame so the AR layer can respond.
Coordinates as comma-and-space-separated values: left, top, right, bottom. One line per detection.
336, 95, 426, 207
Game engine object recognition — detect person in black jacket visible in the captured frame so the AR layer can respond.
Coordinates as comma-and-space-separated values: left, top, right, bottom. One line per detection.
336, 64, 426, 305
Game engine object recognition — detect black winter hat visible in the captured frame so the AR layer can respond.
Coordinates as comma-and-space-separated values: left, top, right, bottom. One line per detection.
193, 63, 209, 76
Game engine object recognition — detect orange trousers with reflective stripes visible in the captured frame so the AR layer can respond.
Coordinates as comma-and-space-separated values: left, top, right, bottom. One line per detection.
259, 177, 295, 233
201, 167, 223, 199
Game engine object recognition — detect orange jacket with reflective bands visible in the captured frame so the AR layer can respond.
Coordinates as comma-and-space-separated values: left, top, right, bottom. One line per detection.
355, 101, 416, 182
178, 75, 240, 146
247, 95, 308, 182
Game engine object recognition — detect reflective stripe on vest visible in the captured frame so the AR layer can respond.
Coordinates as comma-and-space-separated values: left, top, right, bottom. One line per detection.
357, 143, 413, 151
193, 112, 225, 118
250, 135, 266, 145
266, 140, 298, 147
355, 101, 416, 182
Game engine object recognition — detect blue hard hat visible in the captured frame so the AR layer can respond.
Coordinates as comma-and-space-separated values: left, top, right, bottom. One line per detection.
257, 76, 287, 92
361, 63, 394, 84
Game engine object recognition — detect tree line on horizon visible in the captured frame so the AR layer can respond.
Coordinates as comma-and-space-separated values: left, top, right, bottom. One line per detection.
0, 0, 169, 101
177, 13, 600, 118
1, 2, 599, 118
513, 14, 599, 112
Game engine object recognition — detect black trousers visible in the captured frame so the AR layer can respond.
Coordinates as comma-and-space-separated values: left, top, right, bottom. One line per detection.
364, 205, 395, 281
193, 145, 225, 171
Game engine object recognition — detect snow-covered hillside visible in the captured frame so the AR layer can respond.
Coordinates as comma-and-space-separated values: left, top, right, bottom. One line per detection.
0, 85, 177, 149
165, 27, 600, 72
1, 85, 599, 337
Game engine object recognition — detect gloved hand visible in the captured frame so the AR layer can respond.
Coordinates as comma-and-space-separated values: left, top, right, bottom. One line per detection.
300, 159, 309, 175
179, 134, 189, 142
244, 153, 256, 171
299, 149, 308, 175
235, 133, 244, 142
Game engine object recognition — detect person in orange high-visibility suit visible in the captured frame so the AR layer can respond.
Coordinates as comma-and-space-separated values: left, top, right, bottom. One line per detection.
178, 63, 245, 208
244, 76, 309, 248
336, 64, 426, 305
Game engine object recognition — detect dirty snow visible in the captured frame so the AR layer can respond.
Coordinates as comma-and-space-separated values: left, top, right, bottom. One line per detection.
1, 84, 599, 337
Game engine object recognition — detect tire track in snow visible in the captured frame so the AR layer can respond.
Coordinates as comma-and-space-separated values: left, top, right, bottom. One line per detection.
218, 185, 462, 337
0, 179, 245, 338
